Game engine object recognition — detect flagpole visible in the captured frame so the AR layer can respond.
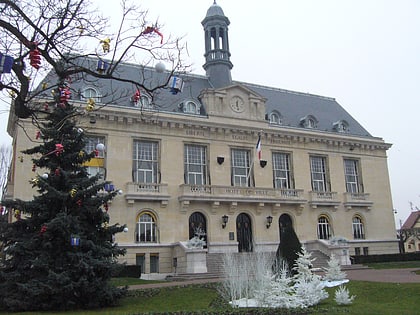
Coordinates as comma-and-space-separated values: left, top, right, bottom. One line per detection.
247, 131, 262, 184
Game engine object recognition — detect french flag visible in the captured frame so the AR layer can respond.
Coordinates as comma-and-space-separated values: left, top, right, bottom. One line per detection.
256, 134, 262, 160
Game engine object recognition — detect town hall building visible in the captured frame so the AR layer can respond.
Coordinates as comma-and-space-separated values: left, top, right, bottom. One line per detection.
6, 2, 398, 276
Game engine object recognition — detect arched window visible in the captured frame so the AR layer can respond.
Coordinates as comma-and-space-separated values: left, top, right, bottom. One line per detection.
140, 95, 153, 109
300, 115, 318, 129
182, 101, 200, 114
136, 212, 157, 243
333, 120, 349, 133
269, 112, 282, 124
317, 215, 331, 240
307, 118, 316, 128
81, 87, 101, 102
352, 216, 365, 239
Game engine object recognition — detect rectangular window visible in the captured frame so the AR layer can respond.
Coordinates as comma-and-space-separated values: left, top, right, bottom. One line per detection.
363, 247, 369, 256
133, 140, 158, 183
84, 136, 106, 178
231, 149, 252, 187
344, 159, 362, 193
85, 136, 105, 158
272, 152, 292, 189
150, 254, 159, 273
355, 247, 361, 256
184, 144, 207, 185
310, 156, 328, 192
136, 254, 145, 274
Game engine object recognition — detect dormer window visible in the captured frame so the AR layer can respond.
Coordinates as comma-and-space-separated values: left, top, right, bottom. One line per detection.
300, 115, 318, 129
81, 87, 101, 103
269, 111, 282, 125
181, 100, 201, 114
141, 95, 153, 109
135, 94, 153, 109
333, 120, 349, 133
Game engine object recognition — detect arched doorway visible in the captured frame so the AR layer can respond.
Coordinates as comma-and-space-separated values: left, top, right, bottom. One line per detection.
236, 213, 253, 252
279, 213, 293, 239
189, 212, 207, 246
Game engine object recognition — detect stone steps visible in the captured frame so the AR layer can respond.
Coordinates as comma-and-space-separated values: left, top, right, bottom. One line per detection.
170, 250, 362, 281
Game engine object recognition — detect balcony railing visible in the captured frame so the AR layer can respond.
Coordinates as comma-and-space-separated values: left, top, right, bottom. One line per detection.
309, 191, 340, 208
343, 192, 373, 209
125, 182, 170, 203
178, 184, 306, 205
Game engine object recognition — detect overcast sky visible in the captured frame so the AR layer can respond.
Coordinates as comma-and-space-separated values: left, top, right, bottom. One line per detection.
1, 0, 419, 227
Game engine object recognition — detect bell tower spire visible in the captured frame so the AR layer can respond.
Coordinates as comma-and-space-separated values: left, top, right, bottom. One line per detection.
202, 2, 233, 88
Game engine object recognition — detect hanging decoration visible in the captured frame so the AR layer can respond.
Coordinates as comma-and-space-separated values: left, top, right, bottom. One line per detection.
43, 143, 64, 158
59, 86, 71, 106
76, 199, 82, 207
29, 178, 38, 185
96, 143, 105, 152
69, 188, 77, 198
0, 52, 14, 73
29, 43, 41, 69
155, 62, 166, 73
40, 225, 47, 235
44, 103, 49, 111
35, 131, 41, 139
54, 168, 60, 176
14, 209, 21, 220
77, 24, 84, 34
32, 164, 36, 172
103, 203, 109, 212
104, 184, 115, 192
8, 90, 16, 98
169, 76, 184, 95
143, 26, 164, 44
96, 60, 108, 74
42, 82, 48, 90
70, 235, 80, 246
100, 38, 111, 53
86, 98, 95, 112
132, 90, 141, 103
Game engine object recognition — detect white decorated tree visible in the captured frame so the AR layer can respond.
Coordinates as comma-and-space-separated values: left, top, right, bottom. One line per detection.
292, 246, 329, 307
324, 254, 347, 282
335, 285, 356, 305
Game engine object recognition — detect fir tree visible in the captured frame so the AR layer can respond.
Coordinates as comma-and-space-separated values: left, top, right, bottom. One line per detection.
324, 254, 347, 282
0, 79, 126, 312
292, 246, 329, 307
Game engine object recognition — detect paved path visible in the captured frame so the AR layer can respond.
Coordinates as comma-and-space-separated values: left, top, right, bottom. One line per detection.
128, 268, 420, 290
345, 268, 420, 283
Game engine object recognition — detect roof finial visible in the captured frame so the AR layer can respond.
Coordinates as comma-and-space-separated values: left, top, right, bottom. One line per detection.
213, 0, 217, 4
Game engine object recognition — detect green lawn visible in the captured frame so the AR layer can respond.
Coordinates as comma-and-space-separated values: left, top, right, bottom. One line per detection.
3, 262, 420, 315
366, 260, 420, 270
3, 280, 420, 315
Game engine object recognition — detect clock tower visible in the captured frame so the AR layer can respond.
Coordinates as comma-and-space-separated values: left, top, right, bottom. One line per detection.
202, 1, 233, 89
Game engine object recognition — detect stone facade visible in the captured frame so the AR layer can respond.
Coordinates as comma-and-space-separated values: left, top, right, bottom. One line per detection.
5, 2, 399, 276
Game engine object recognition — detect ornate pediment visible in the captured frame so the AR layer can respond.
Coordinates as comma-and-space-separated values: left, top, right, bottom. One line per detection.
199, 84, 266, 121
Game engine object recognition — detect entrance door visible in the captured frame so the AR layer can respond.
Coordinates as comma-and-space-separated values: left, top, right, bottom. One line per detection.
189, 212, 207, 246
279, 213, 293, 240
236, 213, 253, 252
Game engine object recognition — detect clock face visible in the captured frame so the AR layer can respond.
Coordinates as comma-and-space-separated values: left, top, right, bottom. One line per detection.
230, 96, 245, 113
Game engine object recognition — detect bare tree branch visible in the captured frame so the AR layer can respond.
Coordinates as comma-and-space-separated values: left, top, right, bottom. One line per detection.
0, 0, 190, 120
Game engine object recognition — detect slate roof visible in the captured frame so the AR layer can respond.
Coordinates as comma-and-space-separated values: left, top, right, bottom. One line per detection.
36, 1, 373, 139
38, 58, 372, 138
401, 211, 420, 229
205, 2, 226, 18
